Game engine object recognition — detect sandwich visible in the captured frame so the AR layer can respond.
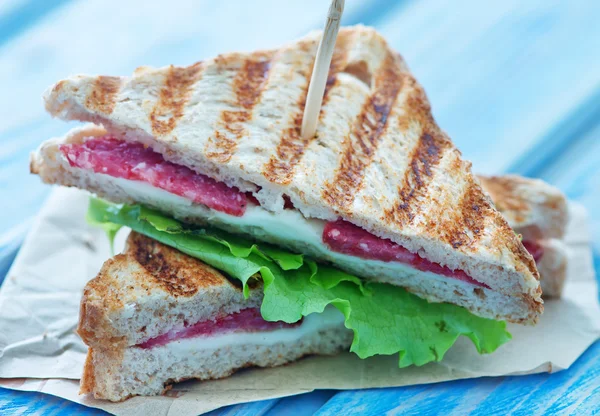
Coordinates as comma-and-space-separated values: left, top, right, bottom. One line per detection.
32, 26, 539, 372
80, 177, 567, 401
479, 175, 568, 297
79, 232, 353, 401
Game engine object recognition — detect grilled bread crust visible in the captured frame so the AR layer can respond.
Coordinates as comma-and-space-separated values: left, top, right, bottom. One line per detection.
77, 232, 263, 349
39, 26, 541, 319
479, 175, 568, 241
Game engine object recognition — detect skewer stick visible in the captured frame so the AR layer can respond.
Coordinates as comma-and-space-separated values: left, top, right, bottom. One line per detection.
300, 0, 345, 139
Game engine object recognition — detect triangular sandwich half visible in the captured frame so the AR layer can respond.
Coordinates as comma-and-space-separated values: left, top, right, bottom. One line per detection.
32, 26, 542, 323
79, 232, 351, 401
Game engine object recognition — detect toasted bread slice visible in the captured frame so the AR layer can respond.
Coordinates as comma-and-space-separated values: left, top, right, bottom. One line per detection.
78, 231, 263, 349
479, 175, 569, 298
79, 232, 352, 401
36, 25, 542, 322
479, 175, 568, 241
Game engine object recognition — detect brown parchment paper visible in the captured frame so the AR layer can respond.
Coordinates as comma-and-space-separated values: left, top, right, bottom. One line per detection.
0, 188, 598, 416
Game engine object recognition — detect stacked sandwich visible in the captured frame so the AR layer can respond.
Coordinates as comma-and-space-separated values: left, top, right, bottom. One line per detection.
31, 26, 567, 401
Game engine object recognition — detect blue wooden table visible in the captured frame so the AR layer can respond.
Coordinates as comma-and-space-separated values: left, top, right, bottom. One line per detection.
1, 0, 599, 414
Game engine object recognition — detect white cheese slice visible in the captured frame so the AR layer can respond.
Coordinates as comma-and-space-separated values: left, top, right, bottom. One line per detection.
110, 174, 435, 273
147, 306, 346, 352
92, 174, 479, 293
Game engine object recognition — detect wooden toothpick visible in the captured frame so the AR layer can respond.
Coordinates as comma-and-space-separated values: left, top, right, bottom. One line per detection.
300, 0, 345, 140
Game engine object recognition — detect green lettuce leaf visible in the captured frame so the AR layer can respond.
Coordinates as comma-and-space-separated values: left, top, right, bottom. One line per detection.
85, 204, 122, 255
88, 198, 511, 367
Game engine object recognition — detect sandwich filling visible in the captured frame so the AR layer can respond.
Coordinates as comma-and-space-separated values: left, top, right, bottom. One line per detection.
137, 307, 345, 350
61, 136, 540, 289
522, 240, 543, 262
87, 198, 513, 367
323, 219, 489, 287
60, 137, 248, 216
138, 308, 301, 348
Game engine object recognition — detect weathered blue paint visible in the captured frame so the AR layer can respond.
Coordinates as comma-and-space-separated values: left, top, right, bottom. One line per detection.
1, 0, 599, 414
0, 0, 74, 49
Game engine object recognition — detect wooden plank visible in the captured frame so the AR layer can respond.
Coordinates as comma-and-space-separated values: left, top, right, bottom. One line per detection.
0, 387, 108, 415
0, 0, 29, 16
0, 0, 73, 51
265, 390, 337, 416
377, 0, 600, 174
532, 121, 600, 269
315, 342, 600, 415
506, 87, 600, 178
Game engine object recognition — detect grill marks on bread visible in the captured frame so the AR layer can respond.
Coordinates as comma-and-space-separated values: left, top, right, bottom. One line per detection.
263, 40, 350, 185
85, 76, 121, 115
206, 53, 273, 163
385, 130, 450, 225
381, 77, 451, 227
128, 233, 224, 297
323, 52, 403, 210
233, 54, 273, 109
150, 63, 203, 136
441, 179, 490, 249
491, 216, 541, 280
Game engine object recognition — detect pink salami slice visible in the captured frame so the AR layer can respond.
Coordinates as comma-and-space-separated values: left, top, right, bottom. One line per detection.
137, 308, 300, 349
60, 136, 248, 216
522, 240, 544, 262
323, 219, 490, 288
